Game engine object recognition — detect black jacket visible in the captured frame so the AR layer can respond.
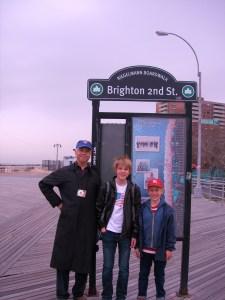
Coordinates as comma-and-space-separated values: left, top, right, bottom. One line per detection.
96, 178, 141, 239
39, 163, 100, 273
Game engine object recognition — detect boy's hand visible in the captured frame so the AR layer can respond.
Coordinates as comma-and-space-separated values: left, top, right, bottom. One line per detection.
134, 248, 140, 258
58, 203, 63, 210
101, 227, 106, 233
166, 250, 173, 261
130, 238, 136, 248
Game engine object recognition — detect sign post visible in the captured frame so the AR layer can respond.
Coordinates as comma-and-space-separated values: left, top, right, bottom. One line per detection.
87, 65, 197, 297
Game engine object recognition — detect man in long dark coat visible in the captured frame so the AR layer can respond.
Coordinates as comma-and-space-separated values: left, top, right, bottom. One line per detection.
39, 140, 100, 300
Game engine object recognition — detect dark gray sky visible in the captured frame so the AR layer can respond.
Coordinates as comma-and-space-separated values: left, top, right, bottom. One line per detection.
1, 0, 225, 164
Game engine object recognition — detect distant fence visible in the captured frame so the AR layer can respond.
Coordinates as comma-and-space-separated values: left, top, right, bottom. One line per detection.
192, 176, 225, 201
0, 165, 41, 173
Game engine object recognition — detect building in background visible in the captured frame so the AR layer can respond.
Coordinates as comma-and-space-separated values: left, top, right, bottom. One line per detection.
156, 100, 225, 173
63, 156, 75, 166
42, 160, 63, 170
42, 156, 75, 170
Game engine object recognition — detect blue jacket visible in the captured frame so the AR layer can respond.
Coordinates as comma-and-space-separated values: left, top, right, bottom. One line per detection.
138, 197, 176, 261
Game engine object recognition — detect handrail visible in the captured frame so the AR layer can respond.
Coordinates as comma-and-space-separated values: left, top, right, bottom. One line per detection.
192, 176, 225, 201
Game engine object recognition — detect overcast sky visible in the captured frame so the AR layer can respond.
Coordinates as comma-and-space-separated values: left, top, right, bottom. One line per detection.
1, 0, 225, 164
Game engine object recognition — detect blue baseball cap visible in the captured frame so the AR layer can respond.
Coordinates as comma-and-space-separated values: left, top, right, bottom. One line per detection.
75, 140, 92, 150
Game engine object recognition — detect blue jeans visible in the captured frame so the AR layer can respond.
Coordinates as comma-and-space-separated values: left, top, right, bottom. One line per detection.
101, 230, 131, 300
138, 252, 166, 298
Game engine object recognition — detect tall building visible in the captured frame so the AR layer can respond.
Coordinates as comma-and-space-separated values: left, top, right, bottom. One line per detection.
156, 100, 225, 170
156, 100, 225, 127
192, 101, 225, 126
156, 102, 186, 115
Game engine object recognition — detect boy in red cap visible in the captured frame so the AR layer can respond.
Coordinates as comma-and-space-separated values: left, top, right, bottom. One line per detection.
135, 178, 176, 300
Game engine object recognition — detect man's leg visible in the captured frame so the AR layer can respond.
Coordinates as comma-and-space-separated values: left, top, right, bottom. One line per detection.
102, 231, 117, 300
56, 269, 70, 299
72, 272, 88, 299
116, 237, 131, 300
137, 253, 153, 298
88, 245, 98, 296
154, 259, 166, 299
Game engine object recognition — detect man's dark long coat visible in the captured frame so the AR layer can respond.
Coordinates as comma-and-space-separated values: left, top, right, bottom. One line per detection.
39, 163, 100, 273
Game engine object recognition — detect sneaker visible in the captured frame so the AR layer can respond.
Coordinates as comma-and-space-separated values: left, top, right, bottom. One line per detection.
137, 297, 146, 300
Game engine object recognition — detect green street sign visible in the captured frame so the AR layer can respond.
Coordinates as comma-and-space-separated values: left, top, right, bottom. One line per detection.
87, 66, 197, 102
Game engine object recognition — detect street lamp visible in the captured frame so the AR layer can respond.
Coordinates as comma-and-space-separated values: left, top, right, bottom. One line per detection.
53, 143, 62, 169
156, 31, 202, 197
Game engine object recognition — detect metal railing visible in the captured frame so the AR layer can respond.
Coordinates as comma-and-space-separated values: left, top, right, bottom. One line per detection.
192, 176, 225, 201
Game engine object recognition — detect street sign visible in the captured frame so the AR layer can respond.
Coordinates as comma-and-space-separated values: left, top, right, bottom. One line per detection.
87, 65, 197, 102
201, 118, 220, 125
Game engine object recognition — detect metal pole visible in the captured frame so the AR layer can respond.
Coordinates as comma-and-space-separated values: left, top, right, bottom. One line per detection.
91, 100, 100, 168
156, 31, 203, 196
194, 72, 203, 197
177, 102, 192, 297
156, 31, 202, 297
88, 100, 100, 296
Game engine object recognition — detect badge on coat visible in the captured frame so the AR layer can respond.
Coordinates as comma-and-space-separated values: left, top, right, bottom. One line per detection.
77, 189, 87, 198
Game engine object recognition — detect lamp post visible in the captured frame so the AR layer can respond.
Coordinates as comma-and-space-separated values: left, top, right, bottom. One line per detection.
53, 143, 62, 169
156, 31, 202, 197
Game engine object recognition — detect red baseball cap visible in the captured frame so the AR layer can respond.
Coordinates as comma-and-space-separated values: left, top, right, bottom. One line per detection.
147, 178, 164, 189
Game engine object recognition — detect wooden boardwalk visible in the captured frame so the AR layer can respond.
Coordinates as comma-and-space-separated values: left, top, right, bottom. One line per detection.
0, 174, 225, 300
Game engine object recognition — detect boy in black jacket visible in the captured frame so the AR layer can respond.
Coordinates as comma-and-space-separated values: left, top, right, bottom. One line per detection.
96, 155, 141, 300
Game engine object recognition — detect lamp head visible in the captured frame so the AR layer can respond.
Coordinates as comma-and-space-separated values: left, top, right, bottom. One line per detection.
155, 31, 169, 36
